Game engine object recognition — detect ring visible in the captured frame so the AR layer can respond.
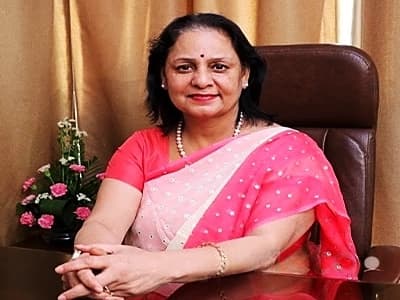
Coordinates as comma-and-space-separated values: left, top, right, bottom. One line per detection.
103, 285, 113, 296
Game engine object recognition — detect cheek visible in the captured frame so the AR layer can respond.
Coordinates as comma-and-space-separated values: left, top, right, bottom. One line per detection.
215, 76, 243, 94
166, 74, 191, 92
167, 82, 186, 97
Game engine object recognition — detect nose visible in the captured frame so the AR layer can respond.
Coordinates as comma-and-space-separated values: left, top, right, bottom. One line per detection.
191, 67, 213, 88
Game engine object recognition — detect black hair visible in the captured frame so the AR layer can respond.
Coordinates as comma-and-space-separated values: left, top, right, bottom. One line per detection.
146, 13, 271, 134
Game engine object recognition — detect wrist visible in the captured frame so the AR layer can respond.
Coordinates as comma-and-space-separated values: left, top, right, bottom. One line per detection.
161, 246, 227, 283
201, 243, 227, 277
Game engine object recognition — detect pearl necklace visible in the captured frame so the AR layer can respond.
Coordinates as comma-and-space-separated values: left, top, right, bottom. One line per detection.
176, 112, 244, 158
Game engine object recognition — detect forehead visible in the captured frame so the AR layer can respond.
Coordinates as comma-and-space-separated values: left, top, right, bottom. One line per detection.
167, 28, 238, 59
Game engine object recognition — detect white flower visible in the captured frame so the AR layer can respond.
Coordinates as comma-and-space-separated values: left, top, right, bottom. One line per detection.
59, 157, 68, 165
67, 156, 75, 161
77, 130, 88, 138
37, 164, 51, 173
77, 193, 91, 202
58, 117, 74, 129
34, 192, 53, 204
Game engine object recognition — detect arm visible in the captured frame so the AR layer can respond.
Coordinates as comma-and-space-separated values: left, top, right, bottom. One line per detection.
56, 208, 314, 299
74, 178, 142, 245
167, 208, 315, 281
60, 178, 141, 297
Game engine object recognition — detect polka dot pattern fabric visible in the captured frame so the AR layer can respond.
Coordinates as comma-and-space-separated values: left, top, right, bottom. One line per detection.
120, 127, 359, 281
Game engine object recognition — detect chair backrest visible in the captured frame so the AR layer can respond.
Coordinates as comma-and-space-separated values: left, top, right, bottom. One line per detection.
255, 44, 379, 261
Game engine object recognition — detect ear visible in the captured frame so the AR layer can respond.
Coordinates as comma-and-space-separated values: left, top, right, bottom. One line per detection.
241, 67, 250, 89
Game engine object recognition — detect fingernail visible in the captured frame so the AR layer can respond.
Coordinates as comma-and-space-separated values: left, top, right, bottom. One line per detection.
58, 295, 66, 300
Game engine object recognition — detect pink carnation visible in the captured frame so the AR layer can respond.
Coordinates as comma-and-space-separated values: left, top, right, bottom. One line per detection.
22, 177, 36, 192
96, 172, 106, 180
69, 164, 86, 173
21, 194, 36, 205
50, 183, 68, 197
19, 211, 36, 227
74, 206, 91, 220
38, 214, 55, 229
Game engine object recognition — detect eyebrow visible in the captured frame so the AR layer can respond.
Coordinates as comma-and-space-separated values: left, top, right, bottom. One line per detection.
170, 56, 233, 63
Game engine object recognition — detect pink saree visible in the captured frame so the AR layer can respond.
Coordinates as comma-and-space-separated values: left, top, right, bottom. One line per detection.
110, 126, 359, 298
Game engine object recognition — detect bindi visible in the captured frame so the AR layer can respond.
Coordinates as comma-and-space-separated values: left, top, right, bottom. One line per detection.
200, 54, 204, 58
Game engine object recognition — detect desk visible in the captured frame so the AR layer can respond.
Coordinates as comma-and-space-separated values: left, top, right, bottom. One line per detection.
0, 246, 68, 299
1, 246, 399, 300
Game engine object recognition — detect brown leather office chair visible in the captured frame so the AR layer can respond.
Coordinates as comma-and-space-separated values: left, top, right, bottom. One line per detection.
255, 44, 400, 283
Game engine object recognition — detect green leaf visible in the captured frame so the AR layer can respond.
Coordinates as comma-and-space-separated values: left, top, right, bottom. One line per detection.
39, 198, 67, 218
16, 203, 26, 215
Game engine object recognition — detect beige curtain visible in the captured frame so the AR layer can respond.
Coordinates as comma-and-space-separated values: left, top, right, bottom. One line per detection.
362, 0, 400, 246
1, 0, 398, 247
69, 0, 337, 157
0, 0, 72, 245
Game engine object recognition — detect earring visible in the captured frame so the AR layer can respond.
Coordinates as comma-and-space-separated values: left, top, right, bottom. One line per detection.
161, 83, 166, 89
243, 82, 248, 89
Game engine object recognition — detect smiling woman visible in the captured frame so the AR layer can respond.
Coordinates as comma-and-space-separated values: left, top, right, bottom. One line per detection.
55, 13, 359, 300
161, 28, 249, 146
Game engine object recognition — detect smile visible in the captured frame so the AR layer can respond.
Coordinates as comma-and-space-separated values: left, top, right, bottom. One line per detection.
188, 94, 219, 101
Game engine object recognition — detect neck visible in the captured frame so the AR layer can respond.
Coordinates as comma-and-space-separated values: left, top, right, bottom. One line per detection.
176, 112, 244, 158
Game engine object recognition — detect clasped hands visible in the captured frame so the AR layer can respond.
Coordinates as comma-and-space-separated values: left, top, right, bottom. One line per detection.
55, 244, 165, 300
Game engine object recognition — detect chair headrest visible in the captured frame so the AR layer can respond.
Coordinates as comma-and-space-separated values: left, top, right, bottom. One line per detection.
256, 44, 379, 128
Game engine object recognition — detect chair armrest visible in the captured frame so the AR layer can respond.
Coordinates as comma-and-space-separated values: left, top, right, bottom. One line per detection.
361, 245, 400, 283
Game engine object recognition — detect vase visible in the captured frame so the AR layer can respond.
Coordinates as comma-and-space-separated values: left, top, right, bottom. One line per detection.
41, 230, 76, 250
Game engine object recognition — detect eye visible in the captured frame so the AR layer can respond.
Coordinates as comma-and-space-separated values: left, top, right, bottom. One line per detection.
212, 63, 228, 72
175, 64, 193, 73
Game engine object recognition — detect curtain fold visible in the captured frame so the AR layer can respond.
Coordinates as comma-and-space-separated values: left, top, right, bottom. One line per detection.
69, 0, 335, 163
256, 0, 334, 44
336, 0, 362, 46
362, 0, 400, 246
0, 0, 72, 245
68, 0, 192, 164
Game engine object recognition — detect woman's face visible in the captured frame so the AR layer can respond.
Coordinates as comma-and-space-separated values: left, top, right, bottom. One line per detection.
162, 28, 249, 121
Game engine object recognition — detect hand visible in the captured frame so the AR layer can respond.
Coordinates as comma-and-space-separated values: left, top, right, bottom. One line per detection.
55, 244, 170, 299
60, 247, 116, 300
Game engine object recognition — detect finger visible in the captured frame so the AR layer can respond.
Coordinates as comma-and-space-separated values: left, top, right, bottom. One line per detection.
75, 243, 117, 254
62, 271, 81, 290
55, 251, 90, 274
61, 275, 68, 290
57, 282, 93, 300
87, 292, 115, 299
55, 255, 107, 274
89, 269, 123, 298
76, 268, 103, 293
58, 283, 111, 300
89, 247, 112, 256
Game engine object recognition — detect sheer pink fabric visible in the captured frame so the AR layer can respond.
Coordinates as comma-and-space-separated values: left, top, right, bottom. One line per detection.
107, 126, 359, 298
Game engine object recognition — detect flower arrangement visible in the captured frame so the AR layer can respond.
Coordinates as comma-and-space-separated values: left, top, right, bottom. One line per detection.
16, 118, 103, 239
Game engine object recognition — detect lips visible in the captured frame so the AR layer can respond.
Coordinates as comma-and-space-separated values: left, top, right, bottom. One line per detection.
188, 93, 219, 101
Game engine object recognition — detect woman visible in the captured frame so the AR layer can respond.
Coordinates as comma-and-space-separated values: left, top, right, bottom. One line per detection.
55, 13, 359, 300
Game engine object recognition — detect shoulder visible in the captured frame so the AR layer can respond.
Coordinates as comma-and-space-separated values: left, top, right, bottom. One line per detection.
245, 124, 313, 146
113, 127, 169, 159
127, 126, 165, 140
121, 127, 167, 148
265, 126, 319, 149
249, 125, 326, 165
